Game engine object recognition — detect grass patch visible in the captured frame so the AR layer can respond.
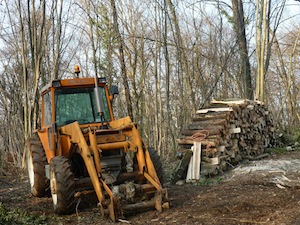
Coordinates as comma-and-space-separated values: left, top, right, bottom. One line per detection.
0, 202, 48, 225
265, 147, 288, 155
265, 146, 300, 155
193, 176, 223, 186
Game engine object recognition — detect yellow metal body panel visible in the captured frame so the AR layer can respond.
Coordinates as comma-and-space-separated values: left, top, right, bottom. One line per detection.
59, 135, 72, 156
37, 127, 55, 163
60, 122, 104, 205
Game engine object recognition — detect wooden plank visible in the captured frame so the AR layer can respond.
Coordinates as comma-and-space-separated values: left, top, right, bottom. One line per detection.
177, 139, 217, 146
196, 107, 233, 114
193, 142, 201, 180
186, 142, 201, 182
210, 99, 247, 105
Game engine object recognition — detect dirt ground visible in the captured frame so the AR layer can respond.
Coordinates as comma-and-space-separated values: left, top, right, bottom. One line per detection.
2, 151, 300, 225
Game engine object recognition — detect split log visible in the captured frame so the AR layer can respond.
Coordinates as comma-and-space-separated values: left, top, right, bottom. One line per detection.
181, 128, 223, 136
210, 99, 247, 105
196, 107, 233, 114
188, 119, 228, 128
192, 113, 231, 122
177, 139, 218, 147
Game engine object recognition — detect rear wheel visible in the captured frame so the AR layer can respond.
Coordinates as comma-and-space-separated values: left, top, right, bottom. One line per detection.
50, 156, 76, 214
27, 135, 50, 197
148, 148, 164, 184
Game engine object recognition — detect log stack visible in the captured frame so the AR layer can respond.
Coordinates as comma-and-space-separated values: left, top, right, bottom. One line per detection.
177, 99, 275, 176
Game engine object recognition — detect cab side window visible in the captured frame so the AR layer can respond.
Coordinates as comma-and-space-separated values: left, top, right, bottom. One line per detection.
44, 92, 52, 126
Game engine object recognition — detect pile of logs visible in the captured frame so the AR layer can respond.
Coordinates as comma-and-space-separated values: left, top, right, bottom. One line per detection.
177, 99, 275, 177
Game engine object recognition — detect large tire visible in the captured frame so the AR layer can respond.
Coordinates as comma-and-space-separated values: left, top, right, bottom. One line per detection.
27, 135, 50, 197
50, 156, 76, 214
148, 148, 164, 185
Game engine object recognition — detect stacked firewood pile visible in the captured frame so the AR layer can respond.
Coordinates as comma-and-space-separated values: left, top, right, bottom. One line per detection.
176, 99, 275, 177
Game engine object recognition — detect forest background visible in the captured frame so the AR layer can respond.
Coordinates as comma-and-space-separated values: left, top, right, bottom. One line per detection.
0, 0, 299, 173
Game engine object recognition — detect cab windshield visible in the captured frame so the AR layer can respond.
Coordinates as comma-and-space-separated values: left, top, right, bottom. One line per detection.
55, 87, 110, 126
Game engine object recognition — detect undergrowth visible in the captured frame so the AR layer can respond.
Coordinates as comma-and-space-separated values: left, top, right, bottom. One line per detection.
267, 128, 300, 154
194, 177, 223, 186
0, 202, 48, 225
292, 128, 300, 143
265, 147, 289, 155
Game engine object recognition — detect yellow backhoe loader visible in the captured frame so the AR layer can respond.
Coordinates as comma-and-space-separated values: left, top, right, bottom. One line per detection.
26, 66, 169, 221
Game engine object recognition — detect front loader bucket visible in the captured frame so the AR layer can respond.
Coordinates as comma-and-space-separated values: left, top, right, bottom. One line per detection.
60, 118, 169, 221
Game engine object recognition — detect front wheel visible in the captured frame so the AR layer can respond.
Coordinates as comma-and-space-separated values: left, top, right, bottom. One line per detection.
27, 135, 50, 197
50, 156, 76, 214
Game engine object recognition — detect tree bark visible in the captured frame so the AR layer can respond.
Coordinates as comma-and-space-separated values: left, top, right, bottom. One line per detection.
255, 0, 268, 102
87, 0, 99, 78
110, 0, 133, 120
52, 0, 63, 80
231, 0, 253, 99
163, 0, 174, 157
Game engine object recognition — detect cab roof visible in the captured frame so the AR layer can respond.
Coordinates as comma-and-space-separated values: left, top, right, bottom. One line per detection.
41, 77, 107, 94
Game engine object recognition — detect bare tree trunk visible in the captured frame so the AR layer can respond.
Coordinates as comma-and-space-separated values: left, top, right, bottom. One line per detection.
17, 0, 46, 168
87, 0, 99, 78
33, 0, 46, 131
52, 0, 63, 80
162, 0, 174, 158
255, 0, 286, 102
166, 0, 197, 113
255, 0, 269, 102
259, 0, 268, 102
154, 1, 163, 155
26, 0, 46, 132
255, 1, 267, 102
17, 0, 29, 140
232, 0, 253, 99
255, 0, 262, 100
110, 0, 133, 119
276, 29, 300, 124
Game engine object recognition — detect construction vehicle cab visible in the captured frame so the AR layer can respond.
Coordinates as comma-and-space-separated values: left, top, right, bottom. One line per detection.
27, 67, 169, 221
